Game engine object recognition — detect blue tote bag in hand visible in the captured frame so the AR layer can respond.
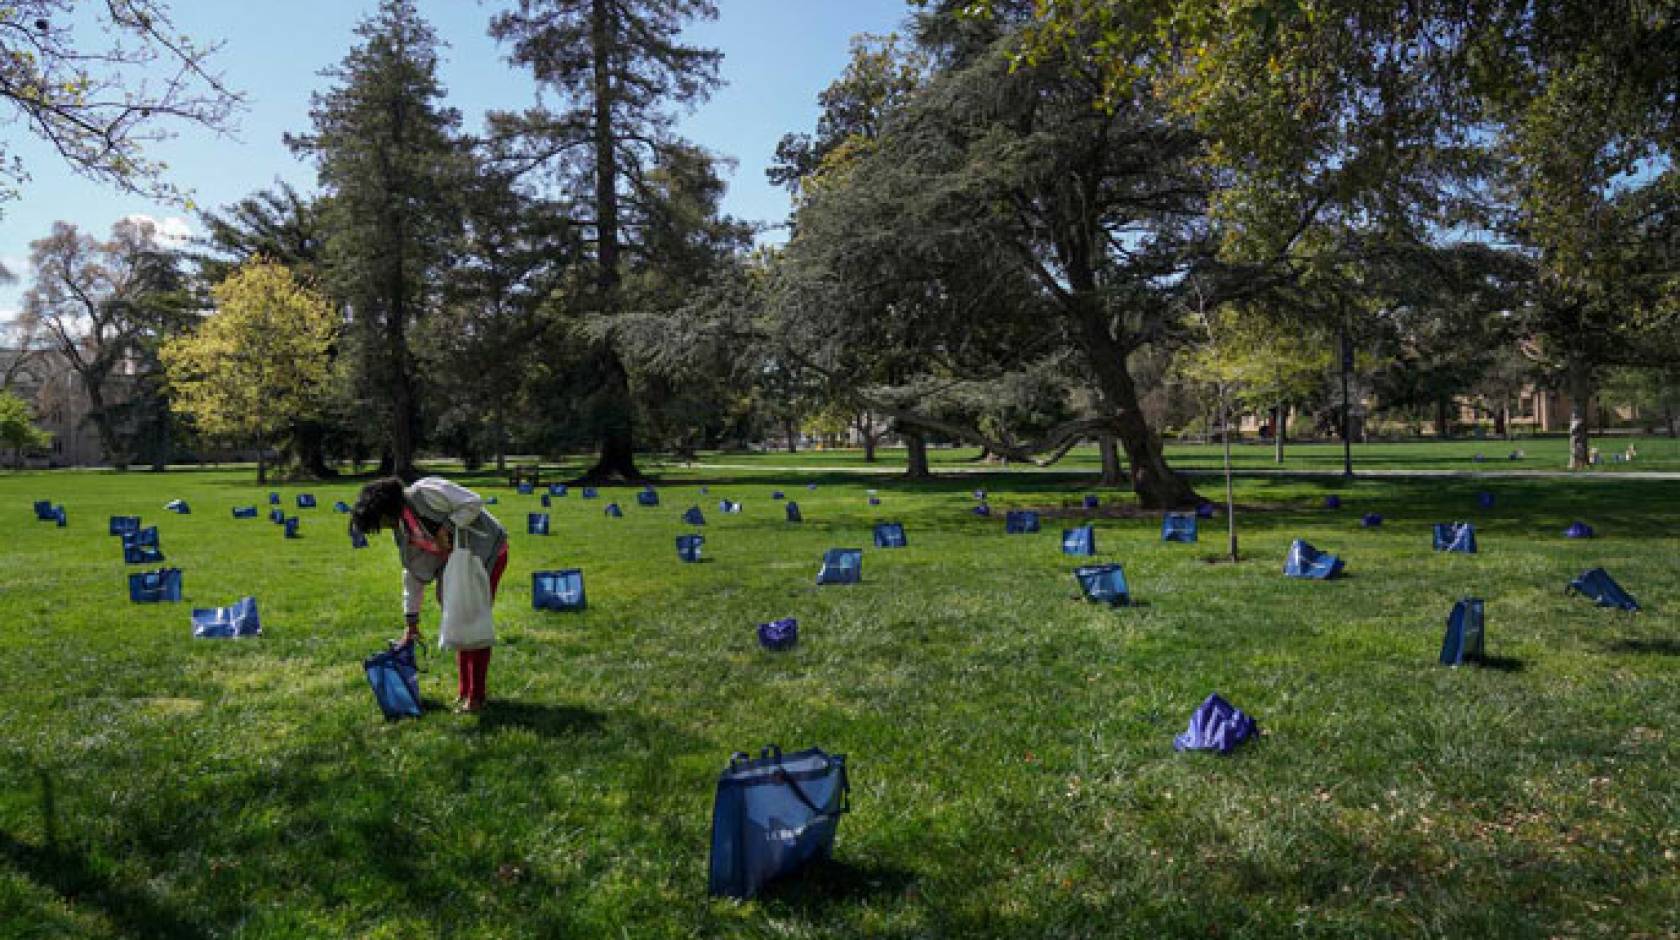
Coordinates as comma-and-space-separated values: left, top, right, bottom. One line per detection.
708, 745, 850, 899
364, 640, 422, 720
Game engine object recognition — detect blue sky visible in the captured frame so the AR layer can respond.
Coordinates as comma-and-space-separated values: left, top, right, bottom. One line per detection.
1, 0, 913, 321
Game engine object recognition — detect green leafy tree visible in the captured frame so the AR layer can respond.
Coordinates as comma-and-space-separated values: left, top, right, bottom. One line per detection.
160, 260, 339, 483
0, 390, 51, 467
289, 0, 464, 478
489, 0, 723, 480
1184, 308, 1331, 462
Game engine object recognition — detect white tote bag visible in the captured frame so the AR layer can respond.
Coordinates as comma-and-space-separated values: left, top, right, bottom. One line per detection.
438, 527, 495, 650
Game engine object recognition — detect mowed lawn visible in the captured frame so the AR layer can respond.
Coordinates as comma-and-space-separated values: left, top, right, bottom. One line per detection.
0, 467, 1676, 938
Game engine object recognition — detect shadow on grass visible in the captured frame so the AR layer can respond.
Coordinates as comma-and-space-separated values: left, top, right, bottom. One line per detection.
1603, 638, 1680, 656
471, 701, 607, 738
1477, 655, 1526, 673
758, 856, 919, 912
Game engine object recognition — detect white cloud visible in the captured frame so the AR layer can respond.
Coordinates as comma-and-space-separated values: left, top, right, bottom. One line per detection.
121, 214, 194, 250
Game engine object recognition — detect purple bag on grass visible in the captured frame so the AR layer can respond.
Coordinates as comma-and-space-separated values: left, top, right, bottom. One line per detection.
757, 618, 798, 651
1174, 693, 1257, 754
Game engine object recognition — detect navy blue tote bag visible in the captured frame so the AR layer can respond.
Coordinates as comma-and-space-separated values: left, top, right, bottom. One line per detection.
707, 745, 849, 899
364, 641, 422, 720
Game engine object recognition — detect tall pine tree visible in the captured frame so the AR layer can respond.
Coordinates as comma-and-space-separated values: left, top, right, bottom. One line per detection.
289, 0, 463, 478
489, 0, 722, 480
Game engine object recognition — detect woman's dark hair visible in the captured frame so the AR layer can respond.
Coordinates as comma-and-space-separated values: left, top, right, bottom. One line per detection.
351, 477, 407, 535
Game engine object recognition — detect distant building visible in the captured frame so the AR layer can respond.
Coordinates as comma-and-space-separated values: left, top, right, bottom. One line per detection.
0, 346, 118, 466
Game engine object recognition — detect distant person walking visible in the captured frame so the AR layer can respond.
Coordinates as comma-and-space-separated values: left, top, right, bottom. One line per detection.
352, 477, 509, 712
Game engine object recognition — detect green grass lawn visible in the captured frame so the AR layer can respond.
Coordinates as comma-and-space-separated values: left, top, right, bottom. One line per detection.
1, 466, 1676, 937
688, 434, 1680, 475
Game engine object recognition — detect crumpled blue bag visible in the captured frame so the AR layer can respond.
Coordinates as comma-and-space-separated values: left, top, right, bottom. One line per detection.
1074, 564, 1129, 607
677, 534, 704, 563
270, 508, 285, 524
873, 522, 906, 548
757, 618, 798, 651
541, 493, 551, 507
1284, 539, 1343, 579
165, 499, 190, 514
364, 640, 422, 720
637, 490, 660, 507
1432, 522, 1477, 554
549, 484, 567, 497
283, 517, 300, 539
32, 500, 55, 521
129, 567, 183, 603
1161, 513, 1197, 543
707, 745, 849, 899
719, 499, 742, 514
532, 569, 586, 611
972, 503, 991, 517
1174, 693, 1258, 754
1564, 521, 1594, 539
1196, 502, 1217, 519
582, 487, 599, 499
1324, 495, 1342, 509
1005, 510, 1039, 534
1567, 567, 1639, 612
528, 512, 549, 535
1061, 525, 1095, 556
816, 549, 862, 585
785, 502, 802, 523
268, 492, 280, 505
109, 515, 141, 536
683, 506, 706, 526
1083, 494, 1100, 509
50, 506, 66, 527
1439, 597, 1485, 666
517, 483, 534, 495
192, 597, 261, 638
296, 494, 316, 509
232, 506, 258, 519
771, 491, 785, 501
333, 500, 351, 513
605, 503, 623, 518
1361, 513, 1383, 528
350, 525, 368, 549
1477, 491, 1495, 509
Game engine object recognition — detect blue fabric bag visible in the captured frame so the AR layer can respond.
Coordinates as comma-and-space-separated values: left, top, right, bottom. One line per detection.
1062, 525, 1095, 556
972, 503, 991, 517
270, 508, 285, 524
268, 492, 280, 505
1439, 598, 1486, 666
532, 569, 586, 611
771, 491, 785, 501
785, 502, 802, 523
1074, 564, 1129, 607
1361, 513, 1383, 528
1564, 521, 1594, 539
677, 534, 704, 563
333, 500, 351, 513
109, 515, 140, 536
283, 517, 300, 539
605, 503, 623, 518
549, 484, 567, 496
1324, 495, 1342, 509
637, 490, 660, 507
807, 483, 817, 492
123, 541, 164, 565
364, 641, 422, 720
707, 745, 850, 899
973, 489, 986, 501
1083, 494, 1100, 509
165, 499, 190, 514
540, 493, 551, 507
757, 618, 798, 651
296, 494, 316, 509
125, 525, 159, 548
1432, 522, 1477, 553
1566, 567, 1640, 612
683, 506, 707, 526
719, 499, 742, 514
528, 512, 549, 535
1005, 510, 1040, 534
873, 522, 907, 548
1161, 513, 1197, 543
1196, 502, 1217, 519
192, 597, 261, 638
701, 486, 710, 495
582, 486, 599, 499
1477, 491, 1495, 509
1284, 539, 1343, 579
1173, 693, 1258, 754
32, 500, 55, 521
867, 496, 880, 506
129, 567, 183, 603
51, 506, 66, 527
350, 525, 368, 549
816, 549, 862, 585
232, 506, 257, 519
517, 483, 534, 495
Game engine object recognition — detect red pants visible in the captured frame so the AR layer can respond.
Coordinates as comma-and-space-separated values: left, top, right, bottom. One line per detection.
457, 647, 491, 704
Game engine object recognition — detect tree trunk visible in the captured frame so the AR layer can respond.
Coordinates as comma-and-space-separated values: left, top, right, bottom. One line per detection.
862, 412, 877, 462
494, 405, 507, 472
1069, 303, 1198, 508
579, 0, 641, 483
785, 417, 798, 454
83, 383, 129, 470
1567, 359, 1594, 469
1222, 391, 1237, 562
1099, 433, 1123, 485
1273, 403, 1286, 464
1495, 400, 1508, 439
1435, 397, 1451, 439
904, 430, 930, 480
256, 433, 268, 485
